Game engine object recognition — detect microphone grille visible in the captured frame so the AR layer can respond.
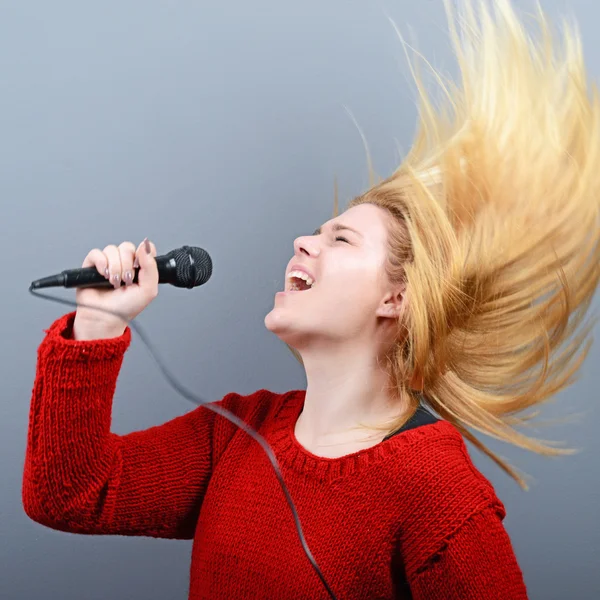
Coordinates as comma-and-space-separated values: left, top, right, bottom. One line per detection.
171, 246, 213, 288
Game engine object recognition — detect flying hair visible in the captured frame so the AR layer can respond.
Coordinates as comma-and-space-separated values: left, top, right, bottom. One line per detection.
294, 0, 600, 489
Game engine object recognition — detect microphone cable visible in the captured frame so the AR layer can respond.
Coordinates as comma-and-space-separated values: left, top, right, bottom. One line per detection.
28, 284, 340, 600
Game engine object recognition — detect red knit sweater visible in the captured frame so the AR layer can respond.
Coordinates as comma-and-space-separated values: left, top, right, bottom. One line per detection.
23, 312, 528, 600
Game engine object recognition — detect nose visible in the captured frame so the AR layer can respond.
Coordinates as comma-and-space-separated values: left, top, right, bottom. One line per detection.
293, 234, 320, 257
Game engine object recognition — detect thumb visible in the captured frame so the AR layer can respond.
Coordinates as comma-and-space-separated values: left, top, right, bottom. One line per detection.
136, 237, 158, 289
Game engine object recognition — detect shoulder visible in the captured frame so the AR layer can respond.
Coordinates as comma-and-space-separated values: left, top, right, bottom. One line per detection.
211, 388, 299, 433
392, 419, 501, 511
206, 388, 298, 462
387, 420, 506, 567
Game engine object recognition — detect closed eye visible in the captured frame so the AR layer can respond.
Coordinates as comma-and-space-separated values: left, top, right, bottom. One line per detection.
335, 236, 349, 243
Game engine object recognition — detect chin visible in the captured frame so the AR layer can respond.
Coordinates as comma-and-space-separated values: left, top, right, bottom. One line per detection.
264, 309, 310, 348
264, 307, 291, 336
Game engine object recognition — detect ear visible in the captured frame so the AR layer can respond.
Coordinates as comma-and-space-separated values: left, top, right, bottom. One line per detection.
375, 286, 405, 319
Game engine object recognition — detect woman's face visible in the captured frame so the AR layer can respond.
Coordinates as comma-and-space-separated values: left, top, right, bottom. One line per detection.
264, 203, 403, 350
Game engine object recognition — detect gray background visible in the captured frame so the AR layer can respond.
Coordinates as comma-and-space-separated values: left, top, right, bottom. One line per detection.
1, 0, 598, 598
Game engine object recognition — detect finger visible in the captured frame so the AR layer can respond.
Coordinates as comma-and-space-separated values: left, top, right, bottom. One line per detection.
134, 238, 158, 293
118, 241, 137, 286
133, 238, 156, 267
134, 238, 157, 264
81, 249, 109, 279
102, 244, 123, 289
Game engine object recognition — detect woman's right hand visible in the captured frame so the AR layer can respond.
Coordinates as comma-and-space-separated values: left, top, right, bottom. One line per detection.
73, 238, 159, 340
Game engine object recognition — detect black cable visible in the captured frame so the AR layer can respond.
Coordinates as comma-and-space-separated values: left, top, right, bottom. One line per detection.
28, 285, 339, 600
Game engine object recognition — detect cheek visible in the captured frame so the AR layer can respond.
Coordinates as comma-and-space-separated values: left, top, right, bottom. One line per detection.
318, 277, 381, 326
322, 266, 380, 303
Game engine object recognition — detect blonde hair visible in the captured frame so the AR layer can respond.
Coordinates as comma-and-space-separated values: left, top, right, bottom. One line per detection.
293, 0, 600, 489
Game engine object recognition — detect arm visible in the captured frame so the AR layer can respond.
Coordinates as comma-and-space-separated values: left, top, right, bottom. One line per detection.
407, 506, 528, 599
22, 312, 253, 540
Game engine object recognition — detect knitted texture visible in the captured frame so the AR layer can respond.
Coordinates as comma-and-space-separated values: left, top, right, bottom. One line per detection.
23, 312, 528, 599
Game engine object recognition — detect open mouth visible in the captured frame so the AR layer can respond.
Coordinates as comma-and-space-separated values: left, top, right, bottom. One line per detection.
287, 270, 315, 292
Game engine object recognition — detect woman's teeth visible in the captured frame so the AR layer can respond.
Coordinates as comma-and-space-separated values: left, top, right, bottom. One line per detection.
288, 270, 315, 290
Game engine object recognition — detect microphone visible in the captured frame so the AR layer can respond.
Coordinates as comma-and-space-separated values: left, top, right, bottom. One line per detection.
30, 245, 213, 290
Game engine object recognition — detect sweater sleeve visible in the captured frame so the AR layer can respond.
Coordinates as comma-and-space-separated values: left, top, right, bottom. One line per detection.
407, 506, 528, 599
22, 312, 261, 540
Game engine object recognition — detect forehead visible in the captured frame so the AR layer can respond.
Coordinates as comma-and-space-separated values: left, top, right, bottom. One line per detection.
316, 204, 389, 237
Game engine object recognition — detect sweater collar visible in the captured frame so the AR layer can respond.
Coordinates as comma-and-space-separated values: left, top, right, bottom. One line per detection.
268, 390, 453, 483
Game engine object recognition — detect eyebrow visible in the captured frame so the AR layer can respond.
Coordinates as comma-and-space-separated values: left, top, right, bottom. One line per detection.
313, 223, 363, 237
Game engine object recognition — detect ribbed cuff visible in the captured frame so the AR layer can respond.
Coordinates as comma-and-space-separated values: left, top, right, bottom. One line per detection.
38, 311, 132, 363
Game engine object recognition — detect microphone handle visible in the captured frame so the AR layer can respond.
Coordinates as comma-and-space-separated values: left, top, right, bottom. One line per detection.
61, 255, 176, 288
29, 254, 185, 290
62, 266, 142, 288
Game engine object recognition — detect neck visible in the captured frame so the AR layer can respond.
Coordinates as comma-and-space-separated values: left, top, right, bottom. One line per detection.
295, 340, 408, 447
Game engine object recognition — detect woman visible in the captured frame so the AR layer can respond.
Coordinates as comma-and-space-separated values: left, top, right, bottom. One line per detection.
23, 1, 599, 599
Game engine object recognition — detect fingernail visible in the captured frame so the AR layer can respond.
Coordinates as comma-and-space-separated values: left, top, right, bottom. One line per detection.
124, 270, 133, 285
112, 273, 121, 288
104, 268, 109, 278
144, 238, 151, 254
133, 257, 139, 269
